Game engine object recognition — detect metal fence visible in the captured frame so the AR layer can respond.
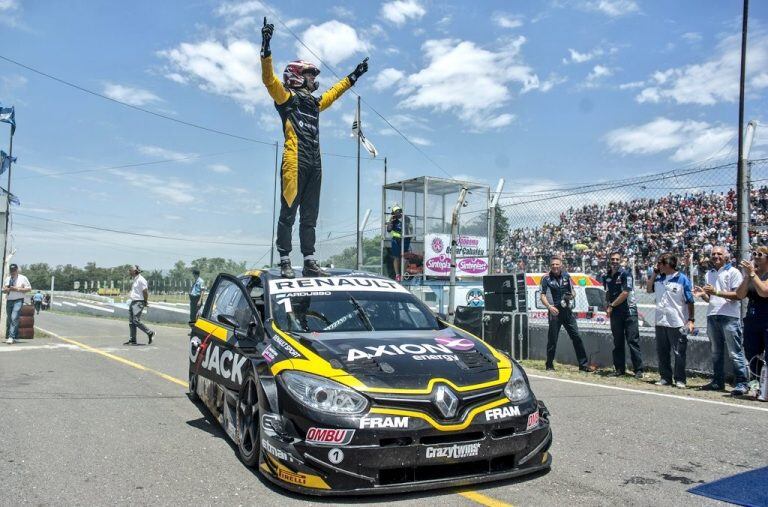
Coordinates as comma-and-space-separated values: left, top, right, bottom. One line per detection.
496, 158, 768, 286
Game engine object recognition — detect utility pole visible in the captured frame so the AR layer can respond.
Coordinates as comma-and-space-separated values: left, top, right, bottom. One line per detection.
488, 179, 504, 274
736, 0, 750, 262
355, 96, 362, 270
270, 141, 279, 267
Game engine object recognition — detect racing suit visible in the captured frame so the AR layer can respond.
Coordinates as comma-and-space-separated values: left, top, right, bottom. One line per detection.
261, 55, 353, 258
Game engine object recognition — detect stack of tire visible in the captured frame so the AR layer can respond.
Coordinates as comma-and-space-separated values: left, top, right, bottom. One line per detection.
18, 303, 34, 339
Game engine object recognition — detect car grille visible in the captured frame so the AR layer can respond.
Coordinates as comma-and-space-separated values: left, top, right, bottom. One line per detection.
378, 453, 517, 485
370, 387, 504, 423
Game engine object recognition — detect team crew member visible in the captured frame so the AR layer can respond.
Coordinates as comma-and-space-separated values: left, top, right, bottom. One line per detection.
125, 265, 155, 346
693, 246, 749, 395
3, 264, 31, 344
604, 252, 644, 378
189, 269, 205, 326
646, 253, 695, 388
261, 17, 368, 279
387, 204, 411, 282
736, 246, 768, 380
33, 290, 44, 315
540, 256, 590, 372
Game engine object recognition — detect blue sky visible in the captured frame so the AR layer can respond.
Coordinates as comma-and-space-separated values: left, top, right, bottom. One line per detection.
1, 0, 767, 269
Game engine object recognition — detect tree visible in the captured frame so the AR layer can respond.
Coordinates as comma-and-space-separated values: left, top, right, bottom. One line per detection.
324, 236, 382, 270
494, 204, 510, 246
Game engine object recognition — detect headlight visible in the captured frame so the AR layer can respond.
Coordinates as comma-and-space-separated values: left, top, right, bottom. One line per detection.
282, 371, 368, 414
504, 366, 530, 402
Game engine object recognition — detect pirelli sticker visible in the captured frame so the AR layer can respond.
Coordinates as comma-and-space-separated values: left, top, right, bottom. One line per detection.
268, 276, 408, 295
262, 456, 330, 490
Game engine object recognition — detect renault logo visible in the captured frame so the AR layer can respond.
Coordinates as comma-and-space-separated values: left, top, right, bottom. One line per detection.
433, 385, 459, 419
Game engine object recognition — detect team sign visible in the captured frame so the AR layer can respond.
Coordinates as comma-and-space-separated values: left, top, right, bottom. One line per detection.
269, 276, 409, 295
424, 234, 489, 277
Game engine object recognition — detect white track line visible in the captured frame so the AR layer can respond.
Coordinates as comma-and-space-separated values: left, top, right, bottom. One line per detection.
529, 373, 768, 413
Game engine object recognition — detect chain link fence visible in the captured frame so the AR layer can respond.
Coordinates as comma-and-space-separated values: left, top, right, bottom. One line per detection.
497, 158, 768, 288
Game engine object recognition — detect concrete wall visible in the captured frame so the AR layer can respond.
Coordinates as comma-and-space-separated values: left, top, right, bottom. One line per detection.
50, 297, 189, 325
527, 324, 719, 376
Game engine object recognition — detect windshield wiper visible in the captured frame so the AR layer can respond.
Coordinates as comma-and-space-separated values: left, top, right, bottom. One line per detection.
348, 296, 373, 331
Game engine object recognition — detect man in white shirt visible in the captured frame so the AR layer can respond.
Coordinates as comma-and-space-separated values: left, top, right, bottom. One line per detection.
125, 265, 155, 346
693, 246, 750, 395
3, 263, 31, 344
646, 253, 695, 388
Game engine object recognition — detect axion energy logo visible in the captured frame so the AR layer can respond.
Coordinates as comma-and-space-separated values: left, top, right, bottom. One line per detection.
435, 336, 475, 351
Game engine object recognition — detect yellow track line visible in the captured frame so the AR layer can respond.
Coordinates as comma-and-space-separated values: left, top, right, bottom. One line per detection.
459, 491, 515, 507
36, 326, 187, 387
37, 325, 513, 507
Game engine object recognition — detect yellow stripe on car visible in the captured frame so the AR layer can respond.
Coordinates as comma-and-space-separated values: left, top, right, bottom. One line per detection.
194, 318, 228, 341
369, 398, 509, 432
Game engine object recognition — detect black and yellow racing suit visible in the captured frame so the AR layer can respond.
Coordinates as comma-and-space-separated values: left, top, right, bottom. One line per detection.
261, 56, 352, 258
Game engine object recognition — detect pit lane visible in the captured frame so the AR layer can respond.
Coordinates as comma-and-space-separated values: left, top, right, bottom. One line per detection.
1, 312, 764, 506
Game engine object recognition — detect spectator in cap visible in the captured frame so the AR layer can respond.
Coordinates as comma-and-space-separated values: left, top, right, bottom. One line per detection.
125, 265, 155, 346
4, 263, 31, 344
189, 269, 205, 326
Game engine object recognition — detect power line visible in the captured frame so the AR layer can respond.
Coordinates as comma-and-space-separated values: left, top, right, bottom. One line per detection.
261, 6, 452, 178
14, 213, 272, 246
16, 148, 254, 180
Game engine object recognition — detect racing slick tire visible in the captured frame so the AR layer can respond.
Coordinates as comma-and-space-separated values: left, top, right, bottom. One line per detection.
236, 372, 260, 468
188, 371, 200, 403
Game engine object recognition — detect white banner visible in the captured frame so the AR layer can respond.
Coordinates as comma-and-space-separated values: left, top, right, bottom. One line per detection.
424, 234, 489, 277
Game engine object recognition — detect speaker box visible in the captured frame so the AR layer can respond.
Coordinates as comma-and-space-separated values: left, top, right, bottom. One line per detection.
482, 313, 513, 356
453, 306, 483, 338
483, 273, 526, 312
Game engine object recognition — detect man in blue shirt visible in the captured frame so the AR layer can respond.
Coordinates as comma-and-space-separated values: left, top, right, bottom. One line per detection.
189, 269, 205, 326
539, 255, 589, 371
32, 290, 44, 315
646, 253, 695, 388
604, 252, 644, 378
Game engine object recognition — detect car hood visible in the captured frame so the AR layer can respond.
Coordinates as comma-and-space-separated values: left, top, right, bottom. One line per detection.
288, 326, 509, 391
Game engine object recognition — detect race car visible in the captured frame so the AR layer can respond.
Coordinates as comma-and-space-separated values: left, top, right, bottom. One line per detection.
188, 269, 552, 495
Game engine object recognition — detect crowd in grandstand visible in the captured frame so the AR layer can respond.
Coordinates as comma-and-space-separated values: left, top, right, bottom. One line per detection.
498, 186, 768, 281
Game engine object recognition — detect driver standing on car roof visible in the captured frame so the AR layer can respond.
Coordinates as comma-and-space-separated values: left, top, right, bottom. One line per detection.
539, 255, 590, 372
261, 17, 369, 279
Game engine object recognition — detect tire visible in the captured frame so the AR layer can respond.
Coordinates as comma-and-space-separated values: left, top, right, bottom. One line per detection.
17, 327, 34, 339
236, 373, 260, 467
188, 371, 200, 402
19, 316, 34, 329
20, 305, 35, 317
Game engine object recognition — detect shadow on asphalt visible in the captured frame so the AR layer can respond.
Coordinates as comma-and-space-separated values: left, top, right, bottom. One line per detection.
185, 394, 552, 503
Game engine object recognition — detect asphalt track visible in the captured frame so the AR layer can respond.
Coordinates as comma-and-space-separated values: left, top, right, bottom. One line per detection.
2, 312, 766, 506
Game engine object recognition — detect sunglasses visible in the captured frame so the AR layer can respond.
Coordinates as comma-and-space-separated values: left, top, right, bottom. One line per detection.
752, 252, 766, 258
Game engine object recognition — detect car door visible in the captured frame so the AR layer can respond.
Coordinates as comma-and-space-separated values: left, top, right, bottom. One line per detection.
192, 274, 264, 390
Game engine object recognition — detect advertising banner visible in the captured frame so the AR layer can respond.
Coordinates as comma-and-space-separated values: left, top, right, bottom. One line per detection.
424, 234, 489, 277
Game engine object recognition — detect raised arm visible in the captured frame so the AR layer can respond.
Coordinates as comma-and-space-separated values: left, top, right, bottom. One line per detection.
319, 58, 368, 111
260, 18, 291, 105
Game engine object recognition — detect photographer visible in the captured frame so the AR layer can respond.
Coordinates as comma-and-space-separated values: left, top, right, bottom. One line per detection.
540, 255, 590, 372
646, 253, 694, 388
387, 204, 411, 282
604, 252, 644, 378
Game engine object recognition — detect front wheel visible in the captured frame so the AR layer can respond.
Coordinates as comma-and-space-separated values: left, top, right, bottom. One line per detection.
236, 373, 260, 467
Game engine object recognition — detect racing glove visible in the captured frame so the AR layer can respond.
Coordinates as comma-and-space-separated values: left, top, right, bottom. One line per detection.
348, 57, 369, 85
261, 17, 274, 58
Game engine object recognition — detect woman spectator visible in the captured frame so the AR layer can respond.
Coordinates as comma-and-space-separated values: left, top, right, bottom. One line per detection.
736, 246, 768, 379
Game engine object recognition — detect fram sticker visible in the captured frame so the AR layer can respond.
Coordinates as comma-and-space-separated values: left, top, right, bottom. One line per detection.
485, 405, 521, 421
269, 276, 408, 295
359, 416, 409, 429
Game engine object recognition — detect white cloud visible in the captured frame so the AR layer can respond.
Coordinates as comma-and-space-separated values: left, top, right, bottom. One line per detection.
373, 67, 405, 91
618, 80, 645, 90
215, 1, 266, 17
209, 164, 232, 173
411, 136, 431, 146
380, 0, 426, 26
563, 47, 602, 64
297, 20, 368, 66
604, 117, 733, 163
584, 0, 639, 17
159, 39, 266, 111
396, 37, 546, 131
0, 0, 20, 26
331, 6, 354, 19
103, 83, 161, 106
137, 145, 197, 162
582, 64, 613, 88
111, 170, 196, 204
636, 32, 768, 106
494, 13, 524, 29
682, 32, 702, 43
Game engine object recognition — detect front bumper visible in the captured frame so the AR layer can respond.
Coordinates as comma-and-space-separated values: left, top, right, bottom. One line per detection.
258, 401, 553, 496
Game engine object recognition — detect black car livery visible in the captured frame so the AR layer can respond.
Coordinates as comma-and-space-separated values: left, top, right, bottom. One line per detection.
188, 269, 552, 495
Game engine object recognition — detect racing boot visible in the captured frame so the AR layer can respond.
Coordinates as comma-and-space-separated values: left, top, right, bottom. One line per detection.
280, 259, 295, 279
303, 259, 330, 277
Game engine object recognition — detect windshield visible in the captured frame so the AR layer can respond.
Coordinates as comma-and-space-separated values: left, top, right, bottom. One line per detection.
269, 283, 441, 333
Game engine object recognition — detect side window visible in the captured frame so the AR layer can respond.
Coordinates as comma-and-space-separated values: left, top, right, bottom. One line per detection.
585, 287, 606, 309
209, 280, 255, 330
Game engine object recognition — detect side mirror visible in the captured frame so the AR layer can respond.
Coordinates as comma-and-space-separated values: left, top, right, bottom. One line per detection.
217, 313, 239, 329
